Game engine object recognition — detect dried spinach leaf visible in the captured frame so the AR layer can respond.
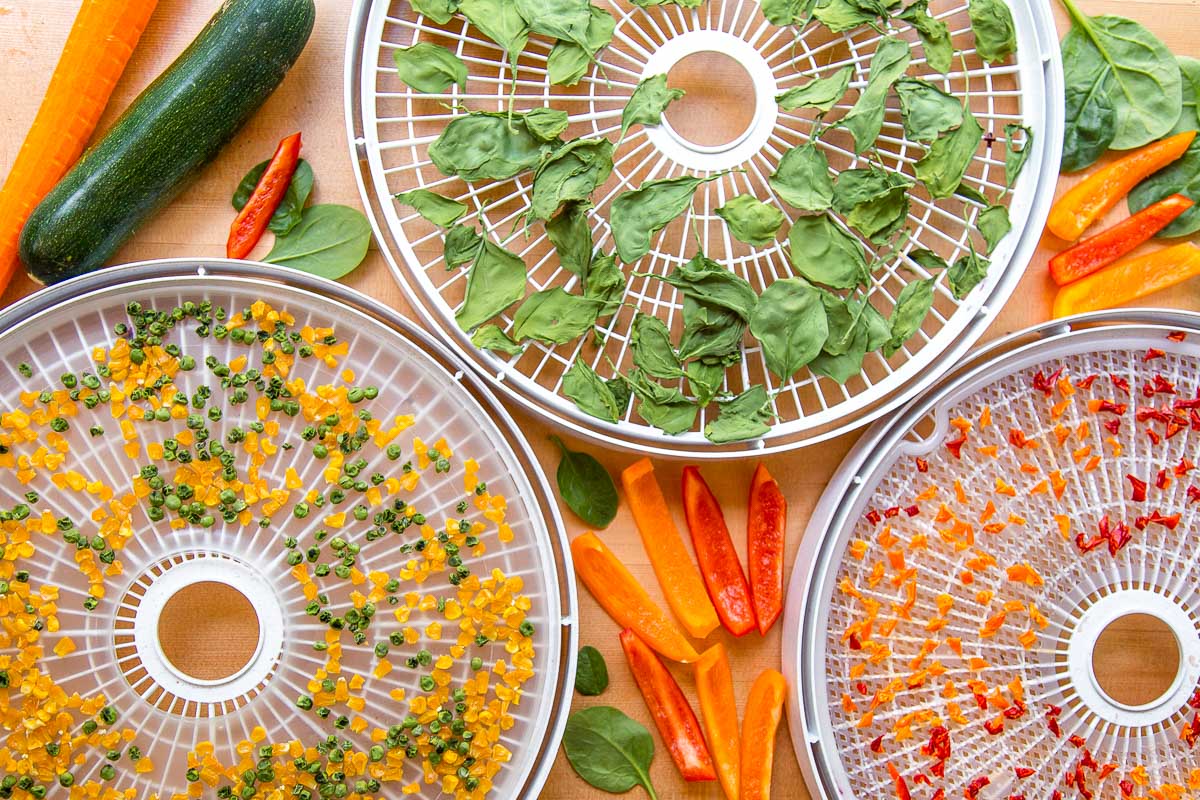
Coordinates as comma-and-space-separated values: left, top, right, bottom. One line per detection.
775, 66, 852, 113
749, 277, 828, 379
621, 74, 686, 143
394, 188, 468, 227
769, 142, 834, 211
840, 37, 911, 153
705, 385, 773, 443
456, 239, 528, 330
393, 43, 468, 94
787, 214, 869, 289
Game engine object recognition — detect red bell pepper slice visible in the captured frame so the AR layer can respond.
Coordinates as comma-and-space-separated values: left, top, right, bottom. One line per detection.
747, 463, 787, 635
619, 628, 717, 783
227, 131, 302, 259
681, 466, 756, 636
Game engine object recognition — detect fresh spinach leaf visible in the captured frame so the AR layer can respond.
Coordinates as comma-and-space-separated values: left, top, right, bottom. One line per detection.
749, 278, 828, 379
563, 361, 625, 423
511, 288, 603, 344
411, 0, 460, 24
610, 174, 723, 263
686, 360, 725, 406
832, 167, 913, 243
1170, 56, 1200, 135
429, 111, 559, 182
395, 188, 468, 227
775, 66, 852, 113
899, 0, 952, 74
976, 204, 1011, 253
444, 223, 483, 269
884, 277, 934, 356
393, 43, 468, 94
769, 142, 835, 211
968, 0, 1016, 63
460, 0, 529, 73
895, 78, 963, 142
471, 324, 524, 356
264, 205, 372, 279
947, 245, 989, 299
839, 37, 911, 153
643, 253, 758, 321
787, 214, 869, 289
1061, 57, 1117, 173
716, 195, 786, 246
529, 138, 614, 221
631, 314, 684, 379
550, 435, 618, 528
705, 385, 774, 443
1059, 0, 1181, 150
1127, 137, 1200, 237
562, 707, 658, 799
456, 239, 528, 330
629, 370, 698, 435
575, 646, 609, 696
232, 159, 314, 237
914, 107, 983, 199
1003, 123, 1034, 187
621, 74, 686, 143
812, 0, 875, 32
547, 202, 594, 277
584, 253, 625, 316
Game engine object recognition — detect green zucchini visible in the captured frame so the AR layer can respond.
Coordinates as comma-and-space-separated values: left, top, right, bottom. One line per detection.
20, 0, 316, 284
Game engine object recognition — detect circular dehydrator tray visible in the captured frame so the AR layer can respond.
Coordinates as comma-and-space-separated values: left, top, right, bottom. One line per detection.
0, 260, 575, 799
783, 310, 1200, 800
345, 0, 1063, 458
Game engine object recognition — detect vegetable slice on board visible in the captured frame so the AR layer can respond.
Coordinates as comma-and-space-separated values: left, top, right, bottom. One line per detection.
234, 157, 313, 237
747, 463, 787, 635
562, 706, 660, 800
681, 467, 757, 636
228, 132, 303, 259
570, 532, 699, 663
1050, 193, 1194, 285
621, 459, 720, 639
693, 644, 741, 800
0, 0, 159, 293
619, 629, 718, 783
740, 669, 788, 800
550, 435, 619, 529
1052, 242, 1200, 317
263, 204, 372, 280
1047, 130, 1195, 241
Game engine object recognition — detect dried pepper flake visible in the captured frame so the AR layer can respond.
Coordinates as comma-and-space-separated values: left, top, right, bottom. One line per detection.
1126, 474, 1148, 502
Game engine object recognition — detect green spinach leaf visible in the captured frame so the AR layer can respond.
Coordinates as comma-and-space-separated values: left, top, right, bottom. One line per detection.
947, 246, 989, 299
761, 0, 814, 25
884, 277, 934, 356
840, 37, 911, 153
547, 6, 616, 86
1061, 58, 1117, 173
529, 138, 614, 221
1127, 136, 1200, 237
585, 253, 625, 316
1170, 56, 1200, 135
1003, 123, 1034, 187
547, 202, 594, 277
968, 0, 1016, 63
456, 239, 528, 330
769, 142, 834, 211
787, 215, 869, 289
716, 195, 786, 246
775, 66, 852, 113
976, 204, 1011, 253
411, 0, 460, 24
264, 205, 372, 279
562, 707, 658, 799
471, 324, 524, 356
686, 360, 725, 407
394, 188, 468, 227
232, 158, 314, 237
631, 0, 704, 6
460, 0, 529, 73
678, 298, 745, 364
643, 252, 758, 321
811, 298, 890, 382
575, 646, 609, 696
429, 111, 559, 182
832, 167, 913, 243
393, 43, 468, 94
631, 314, 684, 379
705, 385, 774, 443
550, 435, 618, 528
812, 0, 875, 32
898, 0, 952, 74
907, 247, 949, 272
514, 0, 594, 50
749, 278, 828, 379
511, 288, 603, 344
820, 291, 866, 356
914, 107, 983, 199
525, 107, 571, 142
629, 370, 698, 435
622, 74, 686, 143
895, 78, 963, 142
610, 174, 723, 263
444, 223, 483, 269
563, 361, 625, 423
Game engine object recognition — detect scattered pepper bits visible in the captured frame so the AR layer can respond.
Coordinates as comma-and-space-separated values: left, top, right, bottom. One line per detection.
838, 342, 1200, 800
0, 300, 534, 799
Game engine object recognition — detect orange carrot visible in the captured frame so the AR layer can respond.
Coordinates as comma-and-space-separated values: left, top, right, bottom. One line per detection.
570, 532, 699, 663
740, 669, 788, 800
0, 0, 159, 291
621, 458, 720, 640
1047, 131, 1195, 242
694, 644, 741, 800
1052, 242, 1200, 318
1049, 193, 1194, 285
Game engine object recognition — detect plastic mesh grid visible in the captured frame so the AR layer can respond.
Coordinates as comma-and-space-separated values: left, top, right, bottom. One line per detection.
356, 0, 1051, 451
0, 273, 564, 798
817, 341, 1200, 799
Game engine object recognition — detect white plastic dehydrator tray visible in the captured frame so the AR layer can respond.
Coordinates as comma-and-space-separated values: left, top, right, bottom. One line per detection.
784, 310, 1200, 800
345, 0, 1063, 458
0, 260, 575, 799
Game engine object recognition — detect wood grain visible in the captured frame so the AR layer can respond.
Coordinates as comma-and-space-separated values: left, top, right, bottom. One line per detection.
0, 2, 1193, 798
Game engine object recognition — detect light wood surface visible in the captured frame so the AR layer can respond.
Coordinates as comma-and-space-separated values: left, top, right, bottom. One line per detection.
0, 2, 1195, 798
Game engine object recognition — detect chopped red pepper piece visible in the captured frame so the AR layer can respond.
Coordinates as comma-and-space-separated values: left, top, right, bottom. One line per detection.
227, 132, 303, 259
915, 457, 929, 473
747, 464, 787, 636
1076, 374, 1099, 389
1014, 767, 1035, 779
886, 763, 911, 800
1032, 367, 1063, 395
1126, 474, 1147, 502
1144, 347, 1166, 361
965, 776, 990, 800
619, 628, 717, 782
1168, 330, 1188, 342
1110, 374, 1130, 393
682, 466, 756, 637
945, 434, 967, 459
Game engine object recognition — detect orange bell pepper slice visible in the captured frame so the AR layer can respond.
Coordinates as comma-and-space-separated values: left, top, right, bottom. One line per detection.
621, 458, 720, 640
740, 669, 787, 800
1049, 193, 1194, 285
620, 628, 717, 783
570, 532, 699, 663
747, 463, 787, 636
694, 644, 740, 800
1047, 130, 1195, 241
1052, 242, 1200, 318
682, 466, 756, 636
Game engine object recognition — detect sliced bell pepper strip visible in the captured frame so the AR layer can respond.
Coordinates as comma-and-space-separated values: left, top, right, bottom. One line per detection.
1047, 130, 1195, 242
681, 466, 756, 636
740, 669, 787, 800
747, 463, 787, 636
570, 532, 699, 663
621, 458, 720, 640
227, 131, 302, 259
1049, 193, 1194, 286
619, 628, 717, 783
1052, 242, 1200, 318
694, 644, 740, 800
